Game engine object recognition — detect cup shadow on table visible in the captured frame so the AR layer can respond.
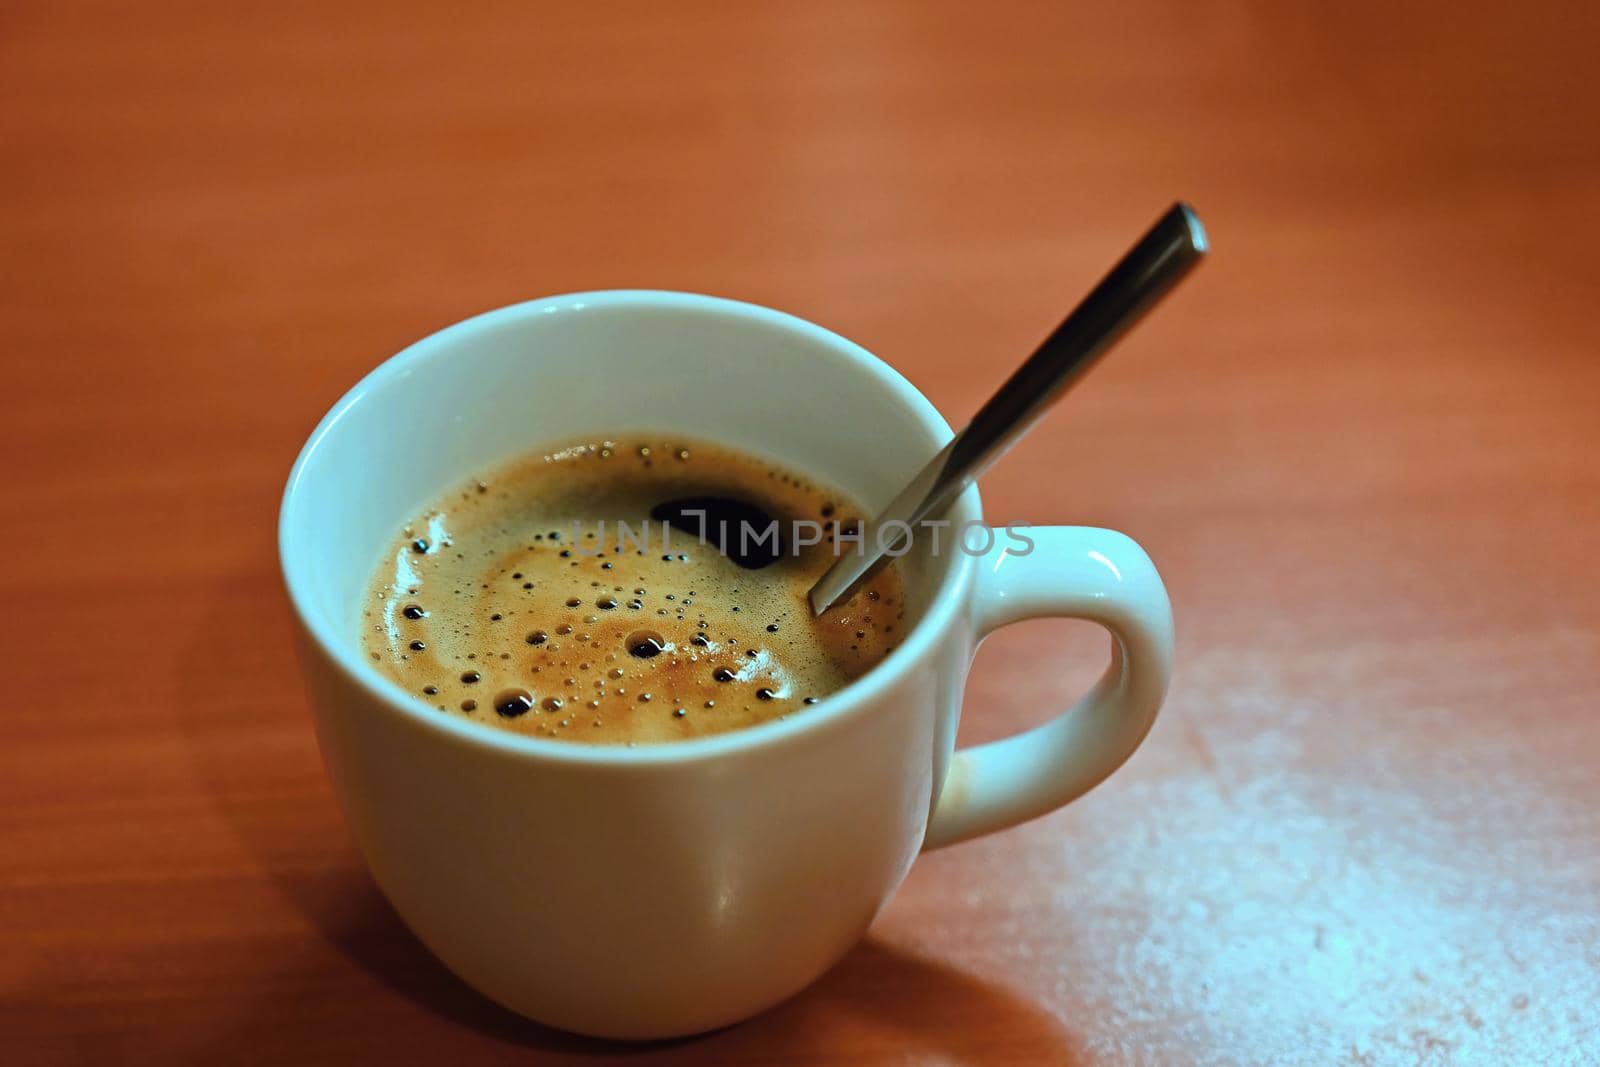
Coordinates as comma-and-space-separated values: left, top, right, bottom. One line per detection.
180, 574, 1084, 1064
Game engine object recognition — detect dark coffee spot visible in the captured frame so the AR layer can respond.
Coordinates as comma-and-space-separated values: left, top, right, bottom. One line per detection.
423, 685, 438, 695
756, 688, 777, 701
526, 631, 547, 645
461, 699, 477, 712
542, 697, 564, 712
713, 668, 737, 683
403, 604, 427, 620
803, 697, 819, 705
649, 496, 782, 568
566, 597, 581, 607
409, 640, 426, 651
412, 538, 430, 554
460, 671, 480, 684
596, 597, 618, 610
766, 624, 779, 632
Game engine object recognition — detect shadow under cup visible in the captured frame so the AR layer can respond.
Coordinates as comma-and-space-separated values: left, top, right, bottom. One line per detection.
280, 291, 983, 1038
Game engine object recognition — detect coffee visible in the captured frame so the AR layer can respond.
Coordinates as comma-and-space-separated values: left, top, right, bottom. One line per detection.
361, 437, 905, 743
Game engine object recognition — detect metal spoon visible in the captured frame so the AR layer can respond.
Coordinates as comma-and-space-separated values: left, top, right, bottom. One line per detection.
808, 201, 1208, 615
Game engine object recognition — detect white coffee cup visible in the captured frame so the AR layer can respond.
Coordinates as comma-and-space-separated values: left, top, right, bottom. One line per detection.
279, 291, 1173, 1039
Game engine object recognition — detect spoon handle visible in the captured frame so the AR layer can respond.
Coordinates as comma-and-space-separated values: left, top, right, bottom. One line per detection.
946, 202, 1208, 476
808, 202, 1207, 614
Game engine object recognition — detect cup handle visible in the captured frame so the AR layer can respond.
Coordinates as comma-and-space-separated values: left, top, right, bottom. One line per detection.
923, 526, 1175, 849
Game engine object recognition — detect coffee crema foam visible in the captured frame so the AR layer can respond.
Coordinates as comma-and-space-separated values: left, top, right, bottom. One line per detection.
361, 438, 905, 744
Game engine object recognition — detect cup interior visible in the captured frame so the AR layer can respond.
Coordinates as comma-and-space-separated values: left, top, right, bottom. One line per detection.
279, 291, 979, 750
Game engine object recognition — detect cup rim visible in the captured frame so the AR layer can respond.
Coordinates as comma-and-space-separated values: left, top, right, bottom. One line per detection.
279, 290, 982, 766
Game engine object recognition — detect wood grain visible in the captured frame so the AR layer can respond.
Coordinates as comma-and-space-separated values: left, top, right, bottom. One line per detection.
3, 2, 1597, 1063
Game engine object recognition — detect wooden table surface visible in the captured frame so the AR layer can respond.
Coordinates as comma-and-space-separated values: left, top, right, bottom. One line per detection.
4, 2, 1597, 1063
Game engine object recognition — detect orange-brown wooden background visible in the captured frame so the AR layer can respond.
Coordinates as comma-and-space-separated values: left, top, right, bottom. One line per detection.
4, 2, 1597, 1063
